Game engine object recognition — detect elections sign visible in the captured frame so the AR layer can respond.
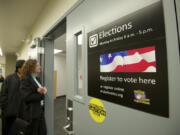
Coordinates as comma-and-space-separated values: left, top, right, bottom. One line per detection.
88, 1, 169, 117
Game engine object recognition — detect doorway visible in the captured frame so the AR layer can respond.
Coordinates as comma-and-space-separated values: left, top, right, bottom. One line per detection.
54, 33, 67, 135
43, 16, 84, 134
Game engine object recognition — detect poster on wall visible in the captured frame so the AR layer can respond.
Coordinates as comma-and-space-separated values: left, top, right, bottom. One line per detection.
88, 1, 169, 117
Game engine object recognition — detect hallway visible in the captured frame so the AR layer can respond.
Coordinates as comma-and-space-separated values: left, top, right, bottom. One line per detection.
0, 0, 180, 135
54, 96, 66, 135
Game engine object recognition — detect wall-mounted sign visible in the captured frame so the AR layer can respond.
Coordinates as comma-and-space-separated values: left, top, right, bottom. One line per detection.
89, 98, 106, 123
88, 1, 169, 117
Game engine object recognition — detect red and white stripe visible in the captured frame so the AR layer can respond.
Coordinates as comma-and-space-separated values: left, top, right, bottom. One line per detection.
100, 46, 156, 72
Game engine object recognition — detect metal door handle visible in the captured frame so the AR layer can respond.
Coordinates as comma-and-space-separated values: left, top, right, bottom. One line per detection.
68, 107, 73, 111
63, 124, 74, 135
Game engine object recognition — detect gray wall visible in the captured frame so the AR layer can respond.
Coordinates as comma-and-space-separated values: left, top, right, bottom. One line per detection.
66, 0, 180, 135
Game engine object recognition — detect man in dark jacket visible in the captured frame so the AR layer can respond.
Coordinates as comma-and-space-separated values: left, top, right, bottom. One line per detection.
0, 60, 25, 135
0, 75, 4, 83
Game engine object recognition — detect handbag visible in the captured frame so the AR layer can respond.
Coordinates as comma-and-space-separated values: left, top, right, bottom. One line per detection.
11, 118, 30, 135
11, 98, 31, 135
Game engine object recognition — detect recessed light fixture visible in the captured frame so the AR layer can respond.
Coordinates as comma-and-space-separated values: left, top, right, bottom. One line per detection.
0, 48, 3, 56
54, 49, 63, 54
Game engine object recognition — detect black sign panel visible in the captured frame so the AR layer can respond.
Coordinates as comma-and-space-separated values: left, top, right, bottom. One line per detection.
88, 1, 169, 117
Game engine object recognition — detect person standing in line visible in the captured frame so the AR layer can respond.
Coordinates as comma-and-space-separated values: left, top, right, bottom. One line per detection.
0, 74, 4, 135
0, 60, 25, 135
0, 74, 4, 92
0, 75, 4, 90
20, 59, 47, 135
0, 75, 4, 83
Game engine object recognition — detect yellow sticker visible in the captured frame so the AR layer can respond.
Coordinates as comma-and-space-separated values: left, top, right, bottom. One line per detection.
89, 98, 106, 123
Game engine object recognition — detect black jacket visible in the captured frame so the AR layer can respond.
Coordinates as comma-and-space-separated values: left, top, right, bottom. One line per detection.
20, 75, 44, 121
0, 76, 4, 83
0, 73, 21, 117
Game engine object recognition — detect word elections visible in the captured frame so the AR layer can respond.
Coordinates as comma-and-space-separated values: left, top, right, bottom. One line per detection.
98, 22, 133, 39
100, 75, 156, 85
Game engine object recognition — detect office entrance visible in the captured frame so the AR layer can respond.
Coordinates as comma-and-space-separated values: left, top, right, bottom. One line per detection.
42, 0, 180, 135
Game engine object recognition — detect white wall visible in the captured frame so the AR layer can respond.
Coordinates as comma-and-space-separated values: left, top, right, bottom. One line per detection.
0, 56, 5, 65
17, 0, 79, 60
17, 43, 29, 60
54, 47, 83, 97
54, 54, 67, 97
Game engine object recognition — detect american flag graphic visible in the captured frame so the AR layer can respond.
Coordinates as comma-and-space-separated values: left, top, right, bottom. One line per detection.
100, 46, 156, 72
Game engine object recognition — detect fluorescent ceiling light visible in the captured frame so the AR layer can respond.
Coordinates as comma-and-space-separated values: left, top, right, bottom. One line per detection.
0, 48, 3, 56
77, 34, 82, 45
54, 49, 63, 54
